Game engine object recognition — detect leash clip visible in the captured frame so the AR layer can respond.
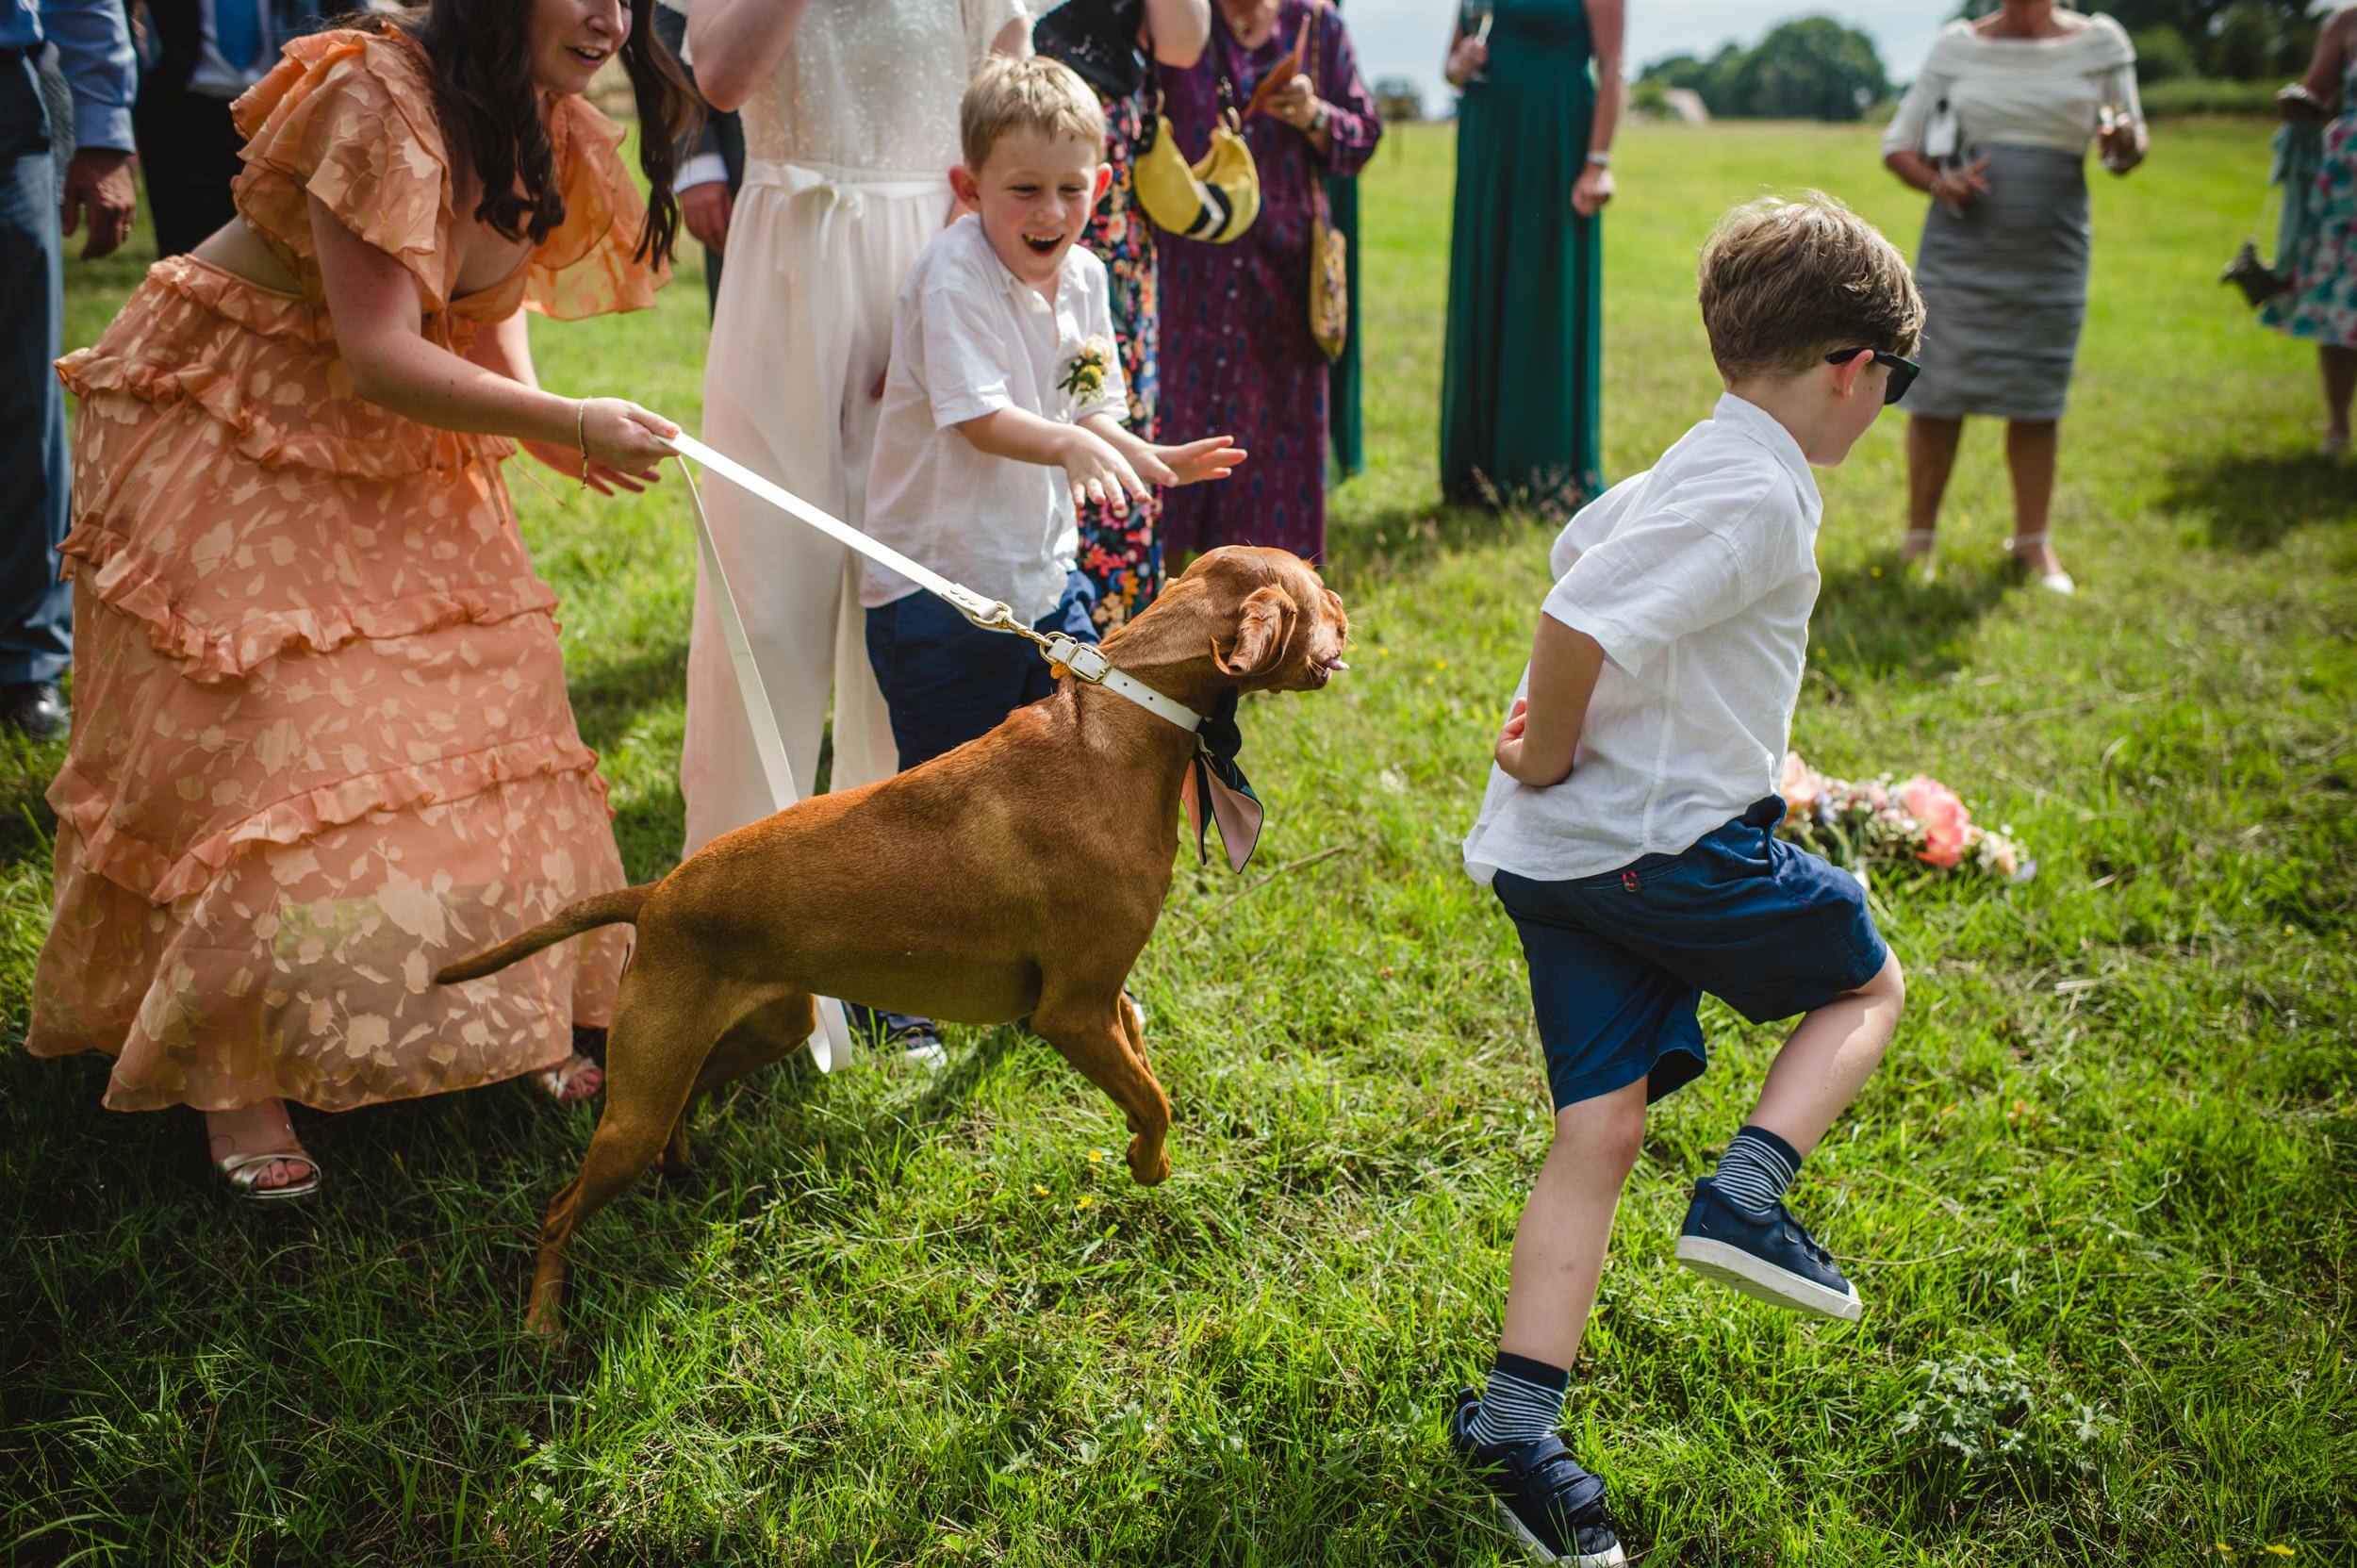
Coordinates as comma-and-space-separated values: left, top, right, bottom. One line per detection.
1041, 635, 1110, 685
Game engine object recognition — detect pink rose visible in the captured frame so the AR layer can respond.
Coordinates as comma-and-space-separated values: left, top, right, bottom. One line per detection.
1899, 775, 1970, 869
1778, 751, 1821, 825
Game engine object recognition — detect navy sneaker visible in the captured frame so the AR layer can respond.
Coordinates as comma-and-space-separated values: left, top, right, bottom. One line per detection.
1673, 1176, 1863, 1321
1448, 1388, 1626, 1567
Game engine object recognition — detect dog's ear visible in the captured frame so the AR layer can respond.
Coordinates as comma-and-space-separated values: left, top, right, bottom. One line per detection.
1211, 585, 1296, 677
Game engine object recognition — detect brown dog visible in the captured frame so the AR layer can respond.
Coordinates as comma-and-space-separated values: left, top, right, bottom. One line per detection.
437, 546, 1350, 1333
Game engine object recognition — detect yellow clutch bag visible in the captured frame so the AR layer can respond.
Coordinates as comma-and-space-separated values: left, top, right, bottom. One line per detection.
1134, 49, 1261, 248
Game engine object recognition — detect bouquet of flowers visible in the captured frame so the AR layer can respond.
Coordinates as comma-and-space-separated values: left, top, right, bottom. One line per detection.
1777, 751, 2035, 884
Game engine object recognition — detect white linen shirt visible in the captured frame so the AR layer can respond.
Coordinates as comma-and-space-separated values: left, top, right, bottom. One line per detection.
862, 215, 1129, 622
1461, 394, 1824, 885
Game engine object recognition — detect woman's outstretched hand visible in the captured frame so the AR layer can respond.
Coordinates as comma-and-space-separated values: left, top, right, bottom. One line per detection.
526, 399, 678, 496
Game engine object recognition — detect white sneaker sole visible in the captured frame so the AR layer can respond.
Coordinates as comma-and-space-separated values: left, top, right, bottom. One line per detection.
1489, 1495, 1626, 1567
1675, 1235, 1864, 1321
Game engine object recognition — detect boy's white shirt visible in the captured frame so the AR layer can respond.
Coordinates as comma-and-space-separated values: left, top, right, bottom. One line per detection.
862, 214, 1129, 623
1462, 392, 1824, 886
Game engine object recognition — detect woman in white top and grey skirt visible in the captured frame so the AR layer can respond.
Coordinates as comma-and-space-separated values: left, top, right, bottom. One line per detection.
1882, 2, 2147, 595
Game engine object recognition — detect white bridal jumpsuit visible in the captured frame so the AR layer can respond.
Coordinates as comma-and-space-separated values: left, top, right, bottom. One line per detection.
681, 0, 1029, 855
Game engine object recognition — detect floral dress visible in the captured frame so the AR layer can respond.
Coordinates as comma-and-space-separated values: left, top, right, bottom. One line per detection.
1074, 79, 1164, 628
31, 29, 656, 1113
2264, 49, 2357, 348
1157, 0, 1379, 565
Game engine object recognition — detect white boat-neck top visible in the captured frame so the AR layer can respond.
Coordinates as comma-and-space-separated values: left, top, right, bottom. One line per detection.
1884, 13, 2144, 159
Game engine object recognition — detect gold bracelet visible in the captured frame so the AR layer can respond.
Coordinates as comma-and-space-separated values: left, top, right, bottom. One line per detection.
575, 397, 589, 488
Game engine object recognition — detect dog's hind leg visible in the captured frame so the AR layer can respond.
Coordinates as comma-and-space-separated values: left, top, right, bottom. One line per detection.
659, 991, 818, 1179
1032, 982, 1173, 1186
525, 971, 739, 1337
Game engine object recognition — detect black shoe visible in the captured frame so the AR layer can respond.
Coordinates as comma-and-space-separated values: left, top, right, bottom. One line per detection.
1674, 1176, 1863, 1321
1, 682, 67, 740
884, 1015, 947, 1068
1449, 1388, 1625, 1567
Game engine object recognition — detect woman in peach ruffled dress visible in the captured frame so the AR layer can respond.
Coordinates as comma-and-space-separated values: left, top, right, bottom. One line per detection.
29, 0, 694, 1198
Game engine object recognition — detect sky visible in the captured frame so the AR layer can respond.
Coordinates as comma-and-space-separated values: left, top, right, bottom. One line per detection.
1341, 1, 1959, 121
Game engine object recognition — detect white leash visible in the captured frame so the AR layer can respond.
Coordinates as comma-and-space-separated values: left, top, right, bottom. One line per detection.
668, 454, 855, 1073
664, 431, 1204, 734
662, 432, 1208, 1073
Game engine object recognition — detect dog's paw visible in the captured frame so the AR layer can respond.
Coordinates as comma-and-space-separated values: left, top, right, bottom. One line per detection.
1128, 1138, 1172, 1186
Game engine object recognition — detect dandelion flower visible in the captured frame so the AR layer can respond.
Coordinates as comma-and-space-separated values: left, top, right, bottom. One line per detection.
1077, 1195, 1093, 1210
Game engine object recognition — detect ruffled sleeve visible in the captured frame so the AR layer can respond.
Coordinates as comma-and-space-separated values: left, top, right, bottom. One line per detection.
231, 29, 454, 310
525, 97, 667, 320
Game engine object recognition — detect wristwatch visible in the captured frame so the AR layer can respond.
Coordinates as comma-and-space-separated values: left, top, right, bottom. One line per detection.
1585, 150, 1611, 167
1310, 99, 1331, 134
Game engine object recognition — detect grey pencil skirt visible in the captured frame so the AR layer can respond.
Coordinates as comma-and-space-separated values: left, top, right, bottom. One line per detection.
1909, 144, 2092, 421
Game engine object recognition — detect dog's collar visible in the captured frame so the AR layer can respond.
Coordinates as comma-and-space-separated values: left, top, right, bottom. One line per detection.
1041, 635, 1264, 873
1041, 635, 1202, 733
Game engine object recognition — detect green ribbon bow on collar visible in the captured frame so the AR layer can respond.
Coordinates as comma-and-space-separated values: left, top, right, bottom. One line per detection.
1180, 688, 1264, 873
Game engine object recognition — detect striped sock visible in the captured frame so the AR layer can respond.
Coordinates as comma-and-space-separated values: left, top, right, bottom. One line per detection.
1712, 1124, 1803, 1213
1466, 1351, 1569, 1448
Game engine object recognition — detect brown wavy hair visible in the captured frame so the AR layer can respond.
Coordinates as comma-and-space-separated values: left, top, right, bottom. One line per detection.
353, 0, 698, 266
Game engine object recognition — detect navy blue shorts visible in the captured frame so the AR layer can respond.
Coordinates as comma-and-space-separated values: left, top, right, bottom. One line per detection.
1492, 798, 1890, 1112
865, 569, 1097, 771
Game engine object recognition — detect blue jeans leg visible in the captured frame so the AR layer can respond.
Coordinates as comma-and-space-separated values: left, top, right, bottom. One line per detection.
0, 59, 72, 688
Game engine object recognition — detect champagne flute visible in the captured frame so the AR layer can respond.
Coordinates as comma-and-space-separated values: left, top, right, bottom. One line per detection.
2096, 102, 2130, 173
1462, 0, 1493, 84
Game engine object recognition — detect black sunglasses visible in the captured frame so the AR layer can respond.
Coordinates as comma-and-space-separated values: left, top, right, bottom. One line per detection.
1826, 347, 1920, 405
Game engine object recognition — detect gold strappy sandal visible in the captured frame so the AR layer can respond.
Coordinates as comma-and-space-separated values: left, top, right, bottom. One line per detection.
212, 1144, 321, 1202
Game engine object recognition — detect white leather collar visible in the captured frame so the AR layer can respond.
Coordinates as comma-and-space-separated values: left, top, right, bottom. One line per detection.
1040, 635, 1202, 734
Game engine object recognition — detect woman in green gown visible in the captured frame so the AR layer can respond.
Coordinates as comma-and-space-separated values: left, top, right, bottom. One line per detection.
1439, 0, 1623, 510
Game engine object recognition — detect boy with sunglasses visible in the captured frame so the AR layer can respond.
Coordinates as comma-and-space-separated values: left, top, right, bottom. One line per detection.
1450, 196, 1924, 1567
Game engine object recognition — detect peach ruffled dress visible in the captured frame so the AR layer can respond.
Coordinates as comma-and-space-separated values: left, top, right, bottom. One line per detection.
30, 29, 661, 1113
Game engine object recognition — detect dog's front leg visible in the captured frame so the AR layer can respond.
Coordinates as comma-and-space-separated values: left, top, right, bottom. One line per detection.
1033, 986, 1172, 1185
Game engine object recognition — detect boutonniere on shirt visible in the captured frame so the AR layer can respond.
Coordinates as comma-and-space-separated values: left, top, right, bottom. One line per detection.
1056, 336, 1114, 404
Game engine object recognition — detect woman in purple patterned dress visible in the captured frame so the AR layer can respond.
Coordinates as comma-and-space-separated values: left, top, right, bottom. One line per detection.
1157, 0, 1379, 565
1035, 0, 1211, 627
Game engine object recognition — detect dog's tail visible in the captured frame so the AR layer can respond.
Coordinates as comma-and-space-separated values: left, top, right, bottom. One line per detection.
435, 884, 655, 985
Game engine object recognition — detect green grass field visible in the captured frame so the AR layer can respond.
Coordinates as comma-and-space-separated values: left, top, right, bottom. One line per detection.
4, 118, 2351, 1566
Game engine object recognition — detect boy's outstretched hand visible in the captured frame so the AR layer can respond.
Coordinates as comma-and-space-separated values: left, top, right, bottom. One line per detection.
1136, 434, 1247, 488
1061, 424, 1154, 515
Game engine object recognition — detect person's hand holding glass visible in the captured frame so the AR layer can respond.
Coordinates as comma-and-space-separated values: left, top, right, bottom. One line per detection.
1445, 0, 1492, 89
